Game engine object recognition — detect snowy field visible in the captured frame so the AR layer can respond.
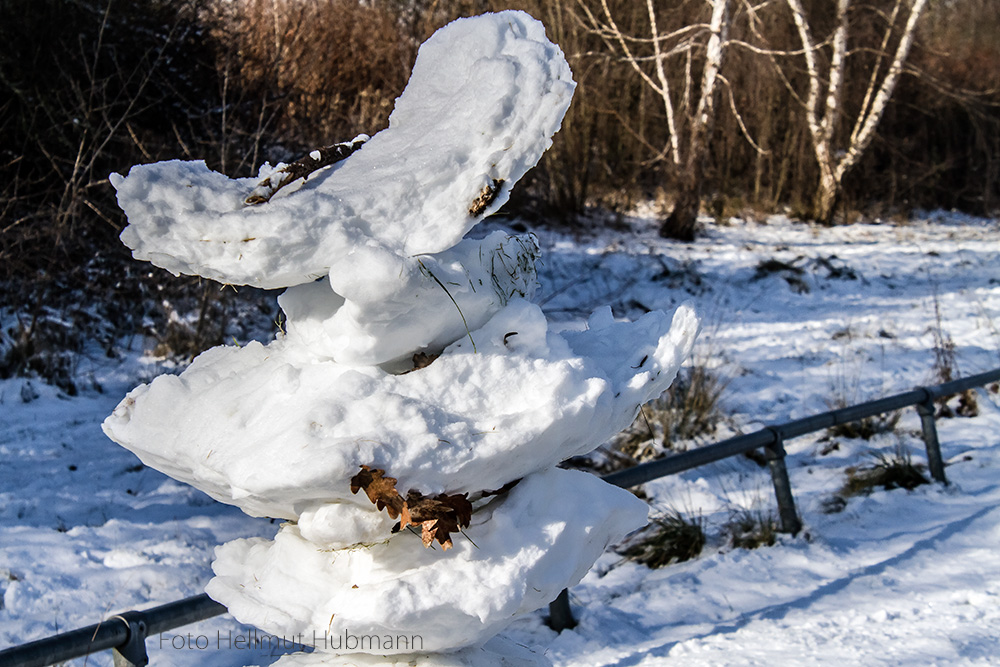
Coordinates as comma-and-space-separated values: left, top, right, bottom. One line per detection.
2, 211, 999, 666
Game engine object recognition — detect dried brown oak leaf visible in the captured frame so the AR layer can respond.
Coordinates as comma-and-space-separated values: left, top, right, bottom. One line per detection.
401, 491, 474, 550
401, 351, 440, 374
349, 466, 405, 519
349, 466, 473, 550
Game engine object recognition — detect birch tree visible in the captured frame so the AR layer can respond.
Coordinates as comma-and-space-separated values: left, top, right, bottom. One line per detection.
578, 0, 732, 241
784, 0, 929, 223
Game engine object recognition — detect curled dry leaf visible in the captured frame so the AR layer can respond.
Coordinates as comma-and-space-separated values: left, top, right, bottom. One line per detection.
350, 466, 473, 550
401, 490, 474, 550
349, 465, 405, 519
401, 351, 440, 374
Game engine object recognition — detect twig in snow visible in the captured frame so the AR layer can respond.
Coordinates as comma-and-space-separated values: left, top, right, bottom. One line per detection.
244, 134, 369, 205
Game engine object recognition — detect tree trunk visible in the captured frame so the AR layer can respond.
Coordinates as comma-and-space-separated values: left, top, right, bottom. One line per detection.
660, 172, 700, 241
813, 169, 840, 225
786, 0, 927, 225
659, 0, 728, 242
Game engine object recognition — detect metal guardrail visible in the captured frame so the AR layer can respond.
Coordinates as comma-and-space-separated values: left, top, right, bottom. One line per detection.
3, 368, 999, 665
0, 595, 225, 667
547, 366, 1000, 630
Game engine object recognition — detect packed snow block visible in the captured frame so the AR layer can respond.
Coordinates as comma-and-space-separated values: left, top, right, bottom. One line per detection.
109, 11, 575, 290
206, 468, 648, 654
279, 232, 541, 366
102, 300, 696, 541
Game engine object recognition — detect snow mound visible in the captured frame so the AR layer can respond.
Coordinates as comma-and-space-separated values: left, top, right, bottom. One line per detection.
279, 232, 541, 366
109, 11, 575, 290
262, 635, 551, 667
102, 300, 695, 535
207, 468, 647, 654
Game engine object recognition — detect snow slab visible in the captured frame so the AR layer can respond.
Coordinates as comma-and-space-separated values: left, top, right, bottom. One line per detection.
207, 468, 647, 654
110, 11, 575, 290
101, 299, 694, 531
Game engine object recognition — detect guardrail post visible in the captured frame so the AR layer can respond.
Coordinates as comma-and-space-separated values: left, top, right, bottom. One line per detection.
916, 398, 948, 484
547, 589, 576, 632
764, 431, 802, 535
112, 612, 149, 667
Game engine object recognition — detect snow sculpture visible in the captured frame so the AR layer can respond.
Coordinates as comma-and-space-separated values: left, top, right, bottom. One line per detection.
103, 11, 697, 666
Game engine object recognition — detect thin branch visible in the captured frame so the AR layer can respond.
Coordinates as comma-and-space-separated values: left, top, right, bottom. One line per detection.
725, 38, 816, 57
643, 0, 682, 163
244, 135, 369, 205
717, 74, 769, 154
737, 0, 812, 109
576, 0, 662, 97
585, 21, 710, 46
848, 0, 903, 149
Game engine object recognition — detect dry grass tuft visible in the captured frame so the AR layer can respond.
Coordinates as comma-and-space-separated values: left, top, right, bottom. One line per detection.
927, 290, 979, 418
620, 509, 706, 568
841, 447, 930, 497
655, 363, 731, 450
826, 404, 901, 441
611, 359, 730, 465
725, 507, 778, 550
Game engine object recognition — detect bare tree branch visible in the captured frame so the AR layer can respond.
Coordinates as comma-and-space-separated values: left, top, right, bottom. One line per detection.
717, 74, 769, 154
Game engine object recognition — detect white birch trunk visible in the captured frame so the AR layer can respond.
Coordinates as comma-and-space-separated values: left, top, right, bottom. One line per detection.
836, 0, 929, 180
785, 0, 928, 223
694, 0, 729, 135
581, 0, 733, 238
662, 0, 730, 241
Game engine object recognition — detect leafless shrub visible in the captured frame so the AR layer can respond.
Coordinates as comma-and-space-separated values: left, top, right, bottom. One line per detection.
0, 0, 224, 286
143, 280, 277, 363
927, 290, 978, 418
826, 334, 901, 440
929, 293, 959, 386
207, 0, 413, 152
0, 311, 82, 395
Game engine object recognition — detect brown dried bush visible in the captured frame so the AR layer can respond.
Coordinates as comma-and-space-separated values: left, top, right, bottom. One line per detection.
207, 0, 414, 152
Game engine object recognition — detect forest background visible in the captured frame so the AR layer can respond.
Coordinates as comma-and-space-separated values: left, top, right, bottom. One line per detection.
1, 0, 998, 389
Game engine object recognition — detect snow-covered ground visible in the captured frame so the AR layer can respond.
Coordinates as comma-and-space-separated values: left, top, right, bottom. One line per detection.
2, 212, 999, 665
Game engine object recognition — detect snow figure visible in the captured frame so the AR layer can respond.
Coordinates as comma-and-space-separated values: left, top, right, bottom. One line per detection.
103, 11, 697, 667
